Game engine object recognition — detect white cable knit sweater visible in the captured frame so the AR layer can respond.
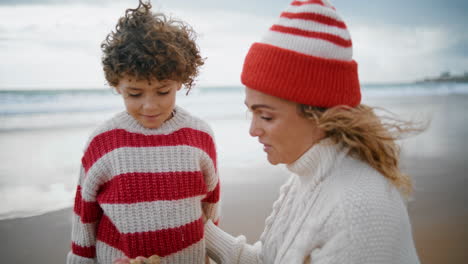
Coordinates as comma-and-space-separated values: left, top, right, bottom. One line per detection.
205, 139, 420, 263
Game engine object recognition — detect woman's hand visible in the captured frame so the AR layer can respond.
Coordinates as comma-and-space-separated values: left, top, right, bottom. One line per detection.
113, 255, 161, 264
113, 257, 136, 264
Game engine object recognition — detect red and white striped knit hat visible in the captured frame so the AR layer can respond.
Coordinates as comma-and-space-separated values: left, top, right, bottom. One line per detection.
241, 0, 361, 107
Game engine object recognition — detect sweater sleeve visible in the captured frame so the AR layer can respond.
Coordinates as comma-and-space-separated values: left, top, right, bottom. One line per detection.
202, 180, 220, 224
205, 221, 261, 264
67, 150, 104, 263
200, 129, 221, 224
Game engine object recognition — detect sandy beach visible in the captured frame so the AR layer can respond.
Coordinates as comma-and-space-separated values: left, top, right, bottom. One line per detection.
1, 94, 468, 263
1, 155, 467, 263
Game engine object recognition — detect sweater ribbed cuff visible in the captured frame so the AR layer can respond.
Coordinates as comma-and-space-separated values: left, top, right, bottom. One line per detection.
205, 220, 259, 264
66, 251, 95, 264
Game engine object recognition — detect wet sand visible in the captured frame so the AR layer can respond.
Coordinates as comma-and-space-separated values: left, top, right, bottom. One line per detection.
0, 208, 72, 263
404, 157, 468, 263
1, 157, 466, 263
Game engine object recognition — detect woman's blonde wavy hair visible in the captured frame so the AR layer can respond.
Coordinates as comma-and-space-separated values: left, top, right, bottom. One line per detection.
299, 104, 423, 197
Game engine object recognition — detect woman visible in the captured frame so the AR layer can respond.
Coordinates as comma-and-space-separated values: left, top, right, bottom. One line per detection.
117, 0, 421, 263
204, 0, 420, 263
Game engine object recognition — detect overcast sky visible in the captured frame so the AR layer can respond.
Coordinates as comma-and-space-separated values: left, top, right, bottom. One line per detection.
0, 0, 467, 89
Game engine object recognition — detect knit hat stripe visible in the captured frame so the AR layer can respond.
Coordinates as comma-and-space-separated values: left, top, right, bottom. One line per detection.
270, 25, 351, 48
275, 17, 350, 42
280, 12, 346, 29
262, 30, 352, 60
284, 5, 343, 25
291, 0, 333, 9
270, 2, 352, 57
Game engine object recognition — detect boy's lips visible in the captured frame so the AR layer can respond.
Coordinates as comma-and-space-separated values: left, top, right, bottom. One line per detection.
141, 114, 161, 120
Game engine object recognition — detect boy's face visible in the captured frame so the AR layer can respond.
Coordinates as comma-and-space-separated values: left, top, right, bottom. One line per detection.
115, 75, 182, 129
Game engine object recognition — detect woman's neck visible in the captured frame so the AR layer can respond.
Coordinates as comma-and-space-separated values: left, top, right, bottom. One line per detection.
286, 138, 343, 184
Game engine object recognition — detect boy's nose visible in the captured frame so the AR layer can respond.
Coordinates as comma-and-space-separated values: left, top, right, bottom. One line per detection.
142, 98, 158, 111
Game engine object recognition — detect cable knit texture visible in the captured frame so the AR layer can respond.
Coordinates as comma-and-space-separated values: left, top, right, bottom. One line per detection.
205, 139, 419, 263
67, 106, 220, 264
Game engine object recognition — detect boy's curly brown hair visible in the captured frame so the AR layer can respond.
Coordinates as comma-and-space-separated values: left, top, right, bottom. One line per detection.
101, 0, 204, 91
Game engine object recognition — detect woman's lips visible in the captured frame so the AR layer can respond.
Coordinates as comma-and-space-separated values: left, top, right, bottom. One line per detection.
262, 143, 272, 152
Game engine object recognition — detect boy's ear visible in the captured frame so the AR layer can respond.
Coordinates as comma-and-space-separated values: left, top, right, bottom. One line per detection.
177, 82, 183, 91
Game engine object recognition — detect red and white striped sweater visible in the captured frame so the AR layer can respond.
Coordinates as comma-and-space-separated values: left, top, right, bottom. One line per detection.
67, 106, 220, 264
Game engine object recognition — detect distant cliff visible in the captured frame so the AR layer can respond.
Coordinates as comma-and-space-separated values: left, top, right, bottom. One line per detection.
416, 72, 468, 83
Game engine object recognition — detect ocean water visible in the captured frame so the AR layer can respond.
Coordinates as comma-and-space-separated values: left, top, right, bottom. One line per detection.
1, 83, 467, 220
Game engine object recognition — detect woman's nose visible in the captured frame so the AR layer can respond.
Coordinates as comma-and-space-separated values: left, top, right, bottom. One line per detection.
249, 119, 263, 137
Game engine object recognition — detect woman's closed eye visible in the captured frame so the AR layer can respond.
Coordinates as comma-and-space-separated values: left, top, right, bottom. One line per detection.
254, 110, 273, 121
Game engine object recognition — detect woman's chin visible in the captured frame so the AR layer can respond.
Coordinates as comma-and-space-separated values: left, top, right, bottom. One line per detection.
266, 156, 280, 165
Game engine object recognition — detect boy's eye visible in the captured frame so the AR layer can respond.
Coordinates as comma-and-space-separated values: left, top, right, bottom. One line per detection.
157, 91, 170, 95
261, 116, 273, 121
128, 93, 142, 97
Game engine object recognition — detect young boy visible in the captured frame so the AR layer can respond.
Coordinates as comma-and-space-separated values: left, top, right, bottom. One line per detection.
66, 1, 220, 263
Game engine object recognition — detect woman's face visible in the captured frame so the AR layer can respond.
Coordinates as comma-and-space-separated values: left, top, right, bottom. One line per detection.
245, 87, 325, 165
